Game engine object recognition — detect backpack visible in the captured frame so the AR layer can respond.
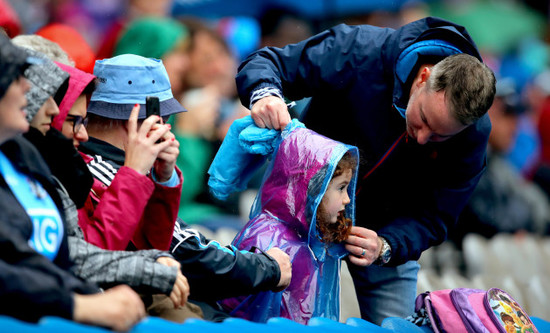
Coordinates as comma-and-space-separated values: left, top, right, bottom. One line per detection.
410, 288, 538, 333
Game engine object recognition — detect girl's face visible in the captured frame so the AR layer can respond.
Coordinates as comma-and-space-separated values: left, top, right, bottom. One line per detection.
0, 77, 30, 143
61, 94, 89, 148
318, 169, 352, 224
30, 96, 60, 135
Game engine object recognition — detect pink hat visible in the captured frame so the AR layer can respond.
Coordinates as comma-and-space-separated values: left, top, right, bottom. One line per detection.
52, 62, 96, 131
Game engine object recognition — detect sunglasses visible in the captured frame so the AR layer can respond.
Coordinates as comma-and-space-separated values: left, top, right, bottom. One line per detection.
66, 115, 89, 134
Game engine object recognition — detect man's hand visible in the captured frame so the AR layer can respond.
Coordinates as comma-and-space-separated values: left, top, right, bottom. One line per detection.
156, 257, 189, 308
73, 285, 145, 332
266, 247, 292, 291
250, 96, 291, 130
344, 226, 383, 266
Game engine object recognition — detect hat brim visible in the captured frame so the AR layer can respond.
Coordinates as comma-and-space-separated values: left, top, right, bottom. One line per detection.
87, 97, 187, 120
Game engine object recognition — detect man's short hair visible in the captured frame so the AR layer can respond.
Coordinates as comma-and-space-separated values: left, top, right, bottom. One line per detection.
86, 113, 125, 133
427, 53, 496, 125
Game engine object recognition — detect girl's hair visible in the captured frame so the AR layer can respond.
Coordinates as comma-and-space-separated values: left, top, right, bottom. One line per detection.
317, 151, 356, 243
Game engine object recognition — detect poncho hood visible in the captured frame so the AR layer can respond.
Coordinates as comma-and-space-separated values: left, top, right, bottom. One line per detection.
251, 127, 359, 260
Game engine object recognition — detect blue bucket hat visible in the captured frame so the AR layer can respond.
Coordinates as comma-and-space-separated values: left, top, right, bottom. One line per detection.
88, 54, 186, 120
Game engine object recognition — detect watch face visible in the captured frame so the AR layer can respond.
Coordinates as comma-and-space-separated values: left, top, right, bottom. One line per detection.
381, 249, 391, 263
380, 239, 391, 264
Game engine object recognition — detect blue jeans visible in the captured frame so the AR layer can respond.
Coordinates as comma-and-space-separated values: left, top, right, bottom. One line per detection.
347, 260, 420, 325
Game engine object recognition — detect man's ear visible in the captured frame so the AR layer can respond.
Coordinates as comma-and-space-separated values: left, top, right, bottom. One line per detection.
410, 65, 432, 95
418, 65, 432, 85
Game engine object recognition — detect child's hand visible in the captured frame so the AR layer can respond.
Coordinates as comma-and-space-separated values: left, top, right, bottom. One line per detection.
345, 226, 382, 266
266, 247, 292, 291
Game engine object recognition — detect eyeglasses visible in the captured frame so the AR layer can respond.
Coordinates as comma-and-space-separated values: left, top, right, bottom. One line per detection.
66, 115, 89, 134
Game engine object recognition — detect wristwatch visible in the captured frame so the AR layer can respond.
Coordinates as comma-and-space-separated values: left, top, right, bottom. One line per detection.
373, 237, 391, 266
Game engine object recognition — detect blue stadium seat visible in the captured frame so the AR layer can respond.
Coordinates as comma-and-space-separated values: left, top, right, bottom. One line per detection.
381, 317, 434, 333
2, 314, 548, 332
130, 317, 192, 333
39, 317, 111, 333
0, 315, 42, 333
532, 316, 550, 333
309, 316, 390, 332
267, 317, 316, 333
223, 317, 286, 333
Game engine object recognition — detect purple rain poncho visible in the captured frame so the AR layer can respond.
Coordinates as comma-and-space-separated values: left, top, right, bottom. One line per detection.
213, 121, 358, 324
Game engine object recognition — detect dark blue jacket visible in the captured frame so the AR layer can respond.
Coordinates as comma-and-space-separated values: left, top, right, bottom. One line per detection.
0, 136, 98, 322
236, 17, 491, 265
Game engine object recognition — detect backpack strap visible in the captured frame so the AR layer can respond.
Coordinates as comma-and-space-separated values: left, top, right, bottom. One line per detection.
450, 288, 492, 333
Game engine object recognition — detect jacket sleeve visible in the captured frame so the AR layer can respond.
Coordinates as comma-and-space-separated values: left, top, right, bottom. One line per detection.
68, 236, 177, 295
133, 167, 182, 251
78, 166, 155, 250
236, 24, 391, 108
0, 223, 98, 323
170, 220, 280, 301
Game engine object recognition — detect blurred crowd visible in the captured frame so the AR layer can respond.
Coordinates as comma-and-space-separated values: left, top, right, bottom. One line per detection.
2, 0, 550, 252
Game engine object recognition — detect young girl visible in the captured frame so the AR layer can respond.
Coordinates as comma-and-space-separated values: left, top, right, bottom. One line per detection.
217, 123, 359, 324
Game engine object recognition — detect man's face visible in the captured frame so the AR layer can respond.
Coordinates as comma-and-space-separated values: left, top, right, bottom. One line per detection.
405, 69, 467, 145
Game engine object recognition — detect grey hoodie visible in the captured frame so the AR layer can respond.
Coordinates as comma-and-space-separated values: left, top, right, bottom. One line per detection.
57, 182, 177, 294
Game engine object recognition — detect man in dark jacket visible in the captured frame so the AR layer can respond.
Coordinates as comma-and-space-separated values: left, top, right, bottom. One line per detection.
235, 17, 496, 324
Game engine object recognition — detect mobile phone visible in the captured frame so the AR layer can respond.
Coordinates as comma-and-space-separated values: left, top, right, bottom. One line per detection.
146, 96, 160, 120
146, 96, 162, 143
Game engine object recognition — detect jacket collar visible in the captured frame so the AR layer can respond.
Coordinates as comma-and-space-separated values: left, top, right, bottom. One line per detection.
387, 17, 482, 116
79, 136, 125, 166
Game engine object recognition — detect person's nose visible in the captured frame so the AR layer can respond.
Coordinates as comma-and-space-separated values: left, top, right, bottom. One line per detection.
51, 105, 60, 117
20, 77, 31, 92
416, 128, 431, 145
343, 192, 351, 205
46, 97, 60, 117
75, 125, 89, 143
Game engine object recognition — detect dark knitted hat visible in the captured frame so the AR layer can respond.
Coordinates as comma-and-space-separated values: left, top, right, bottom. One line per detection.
0, 33, 31, 100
